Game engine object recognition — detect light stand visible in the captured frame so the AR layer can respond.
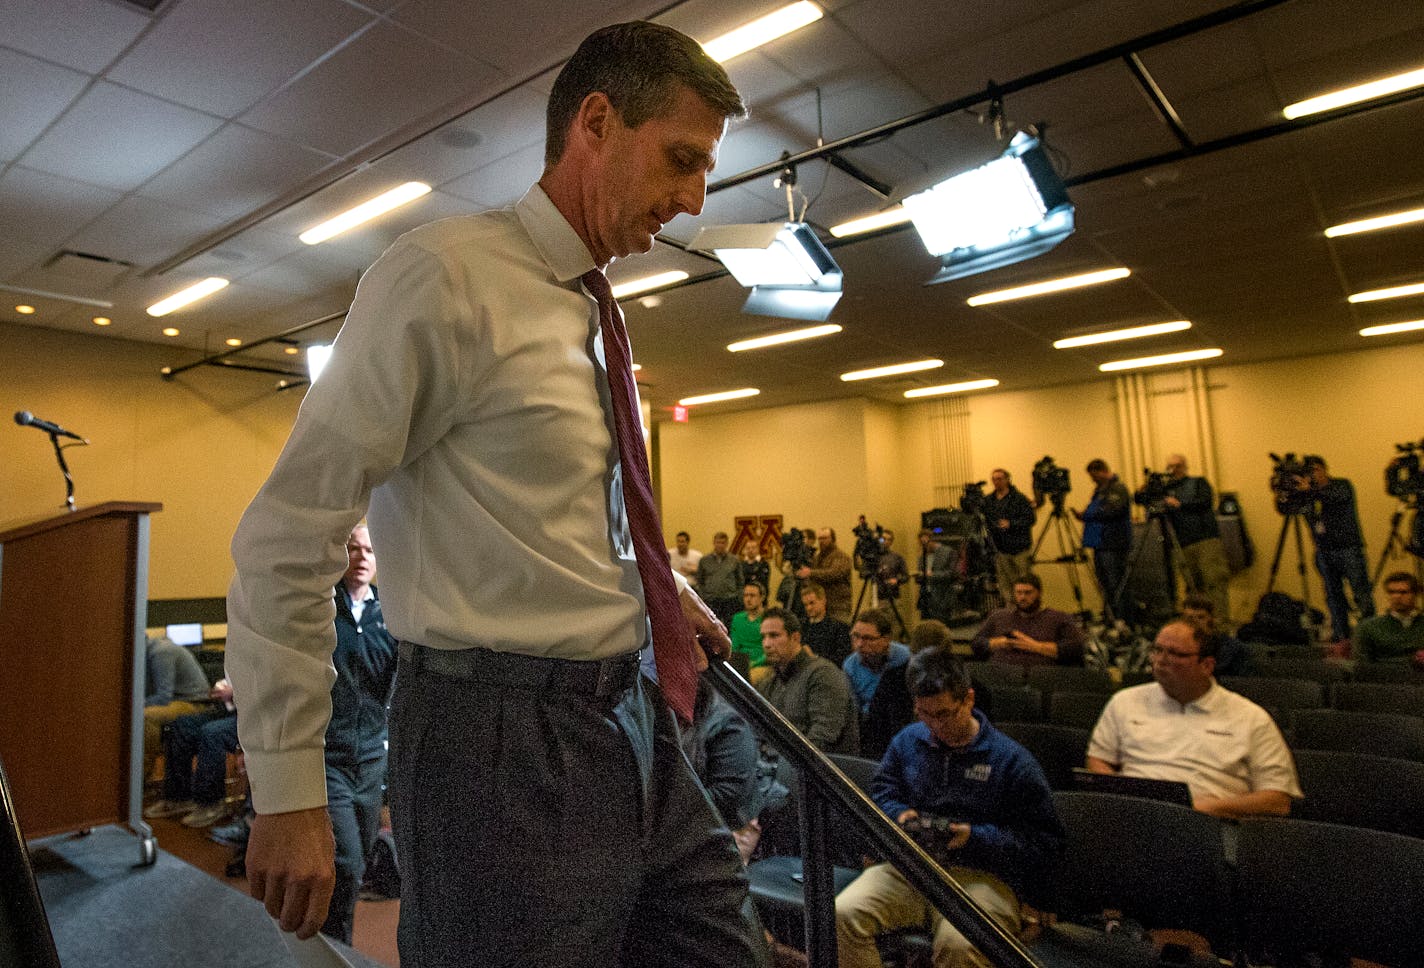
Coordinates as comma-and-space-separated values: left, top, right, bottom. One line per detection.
1264, 511, 1320, 634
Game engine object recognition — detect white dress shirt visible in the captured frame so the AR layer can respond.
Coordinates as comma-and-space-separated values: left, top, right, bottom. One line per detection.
1087, 681, 1302, 804
228, 185, 680, 813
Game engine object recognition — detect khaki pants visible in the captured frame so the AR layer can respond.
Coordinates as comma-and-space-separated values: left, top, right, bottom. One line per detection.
995, 551, 1033, 596
142, 700, 205, 783
1177, 537, 1231, 624
835, 862, 1021, 968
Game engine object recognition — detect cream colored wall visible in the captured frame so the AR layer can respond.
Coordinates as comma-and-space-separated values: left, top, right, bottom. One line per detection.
1, 321, 301, 599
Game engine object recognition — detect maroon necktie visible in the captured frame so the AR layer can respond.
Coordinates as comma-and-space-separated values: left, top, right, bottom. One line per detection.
582, 268, 700, 723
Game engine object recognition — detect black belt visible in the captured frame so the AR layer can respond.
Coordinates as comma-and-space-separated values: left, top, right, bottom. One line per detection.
398, 641, 641, 700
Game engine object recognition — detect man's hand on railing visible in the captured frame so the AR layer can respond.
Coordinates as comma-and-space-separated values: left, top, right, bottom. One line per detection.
680, 586, 731, 669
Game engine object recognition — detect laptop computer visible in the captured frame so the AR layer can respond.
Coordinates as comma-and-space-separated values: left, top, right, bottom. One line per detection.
1071, 768, 1193, 807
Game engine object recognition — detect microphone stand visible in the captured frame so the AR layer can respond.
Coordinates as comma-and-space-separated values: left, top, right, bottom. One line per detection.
47, 431, 80, 511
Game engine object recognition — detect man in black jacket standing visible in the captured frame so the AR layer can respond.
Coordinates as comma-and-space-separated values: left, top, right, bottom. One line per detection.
1074, 459, 1133, 623
1153, 454, 1231, 625
324, 523, 398, 943
1299, 456, 1375, 644
984, 469, 1037, 597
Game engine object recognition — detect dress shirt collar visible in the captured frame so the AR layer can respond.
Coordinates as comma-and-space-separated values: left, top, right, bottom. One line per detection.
1152, 679, 1222, 714
515, 183, 597, 283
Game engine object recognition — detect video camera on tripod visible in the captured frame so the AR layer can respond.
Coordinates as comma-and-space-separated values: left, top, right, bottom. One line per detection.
1386, 439, 1424, 500
959, 481, 988, 516
1134, 469, 1175, 515
779, 525, 814, 570
1031, 455, 1071, 509
851, 515, 885, 578
1268, 452, 1314, 515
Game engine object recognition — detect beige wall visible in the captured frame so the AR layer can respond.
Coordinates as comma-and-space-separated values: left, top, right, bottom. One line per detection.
1, 321, 300, 599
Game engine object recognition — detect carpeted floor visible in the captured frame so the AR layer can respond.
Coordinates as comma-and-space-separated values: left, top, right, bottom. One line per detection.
31, 825, 388, 968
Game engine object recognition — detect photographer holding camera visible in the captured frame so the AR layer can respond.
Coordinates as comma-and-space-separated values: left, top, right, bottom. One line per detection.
1139, 453, 1232, 624
1295, 456, 1375, 644
984, 469, 1037, 593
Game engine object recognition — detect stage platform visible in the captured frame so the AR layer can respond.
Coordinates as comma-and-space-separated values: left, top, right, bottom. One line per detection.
32, 825, 386, 968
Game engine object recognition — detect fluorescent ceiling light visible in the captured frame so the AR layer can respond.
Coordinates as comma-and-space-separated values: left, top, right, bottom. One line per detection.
904, 379, 1000, 398
702, 1, 822, 62
829, 207, 913, 238
728, 323, 841, 352
967, 267, 1130, 307
1283, 66, 1424, 120
147, 277, 229, 316
1348, 282, 1424, 303
1053, 320, 1191, 349
307, 344, 334, 382
300, 182, 431, 245
1360, 319, 1424, 337
1098, 348, 1223, 372
679, 387, 761, 406
611, 270, 688, 299
841, 359, 944, 382
1325, 206, 1424, 238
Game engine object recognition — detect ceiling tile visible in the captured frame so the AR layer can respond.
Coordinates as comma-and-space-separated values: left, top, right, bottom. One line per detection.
0, 165, 123, 248
0, 48, 91, 163
375, 85, 550, 190
107, 0, 375, 118
441, 142, 546, 208
0, 0, 151, 74
19, 82, 224, 191
67, 195, 226, 269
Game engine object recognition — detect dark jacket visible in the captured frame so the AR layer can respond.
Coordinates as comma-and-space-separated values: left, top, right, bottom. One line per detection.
1306, 478, 1365, 550
757, 649, 859, 754
327, 583, 399, 766
682, 686, 781, 828
802, 615, 853, 668
1081, 476, 1131, 551
1162, 475, 1219, 547
984, 487, 1036, 555
872, 711, 1065, 895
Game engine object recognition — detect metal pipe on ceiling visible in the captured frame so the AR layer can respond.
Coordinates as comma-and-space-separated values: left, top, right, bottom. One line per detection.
159, 309, 346, 379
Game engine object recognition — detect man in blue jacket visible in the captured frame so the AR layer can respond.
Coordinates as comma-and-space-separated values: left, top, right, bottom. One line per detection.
1074, 458, 1133, 623
835, 649, 1064, 968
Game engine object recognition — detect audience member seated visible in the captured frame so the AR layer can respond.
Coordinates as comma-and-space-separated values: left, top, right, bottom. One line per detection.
836, 649, 1064, 968
1086, 621, 1301, 818
730, 581, 771, 686
860, 621, 955, 757
971, 573, 1085, 668
144, 684, 239, 828
1180, 593, 1248, 676
142, 633, 213, 783
322, 523, 399, 944
800, 581, 853, 668
756, 607, 859, 754
681, 676, 786, 864
1353, 571, 1424, 668
844, 608, 911, 716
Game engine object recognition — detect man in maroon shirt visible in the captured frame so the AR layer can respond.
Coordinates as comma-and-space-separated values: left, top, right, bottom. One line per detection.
971, 573, 1085, 667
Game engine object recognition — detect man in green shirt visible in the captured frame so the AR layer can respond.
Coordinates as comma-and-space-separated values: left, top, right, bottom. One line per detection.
730, 581, 769, 684
1354, 571, 1424, 665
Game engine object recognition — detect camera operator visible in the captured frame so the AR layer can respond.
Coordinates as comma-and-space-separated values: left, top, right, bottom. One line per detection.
1140, 453, 1231, 624
795, 527, 854, 624
1073, 459, 1132, 622
1296, 456, 1376, 644
984, 469, 1037, 593
875, 528, 910, 605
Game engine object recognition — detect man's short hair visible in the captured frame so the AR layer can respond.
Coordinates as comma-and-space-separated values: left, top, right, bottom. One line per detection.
909, 619, 951, 653
762, 606, 801, 636
675, 530, 690, 541
801, 581, 826, 600
854, 608, 892, 637
906, 648, 971, 701
713, 531, 728, 541
1013, 573, 1042, 592
992, 468, 1010, 480
1181, 594, 1215, 615
1086, 458, 1109, 473
1163, 620, 1215, 660
545, 22, 745, 165
821, 527, 837, 543
1384, 571, 1422, 593
744, 580, 767, 597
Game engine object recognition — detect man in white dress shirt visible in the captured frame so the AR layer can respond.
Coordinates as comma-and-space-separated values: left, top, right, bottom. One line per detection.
227, 22, 763, 968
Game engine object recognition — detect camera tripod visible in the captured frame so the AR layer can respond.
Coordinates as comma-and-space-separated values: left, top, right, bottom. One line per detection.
852, 570, 908, 638
1372, 496, 1423, 585
1027, 495, 1090, 620
1264, 510, 1318, 620
1115, 508, 1191, 626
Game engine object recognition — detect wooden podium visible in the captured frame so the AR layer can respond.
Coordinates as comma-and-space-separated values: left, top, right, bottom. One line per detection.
0, 501, 162, 863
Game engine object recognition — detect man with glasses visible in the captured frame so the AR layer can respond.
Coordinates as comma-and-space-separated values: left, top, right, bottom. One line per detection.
1353, 571, 1424, 666
1085, 622, 1300, 818
842, 608, 911, 717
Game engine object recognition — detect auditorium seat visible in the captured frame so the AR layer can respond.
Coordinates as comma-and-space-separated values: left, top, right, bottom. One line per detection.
1290, 709, 1424, 762
1046, 691, 1111, 731
1236, 818, 1424, 967
1290, 749, 1424, 838
1218, 676, 1324, 725
1026, 665, 1115, 698
980, 686, 1045, 723
1247, 656, 1348, 685
1330, 681, 1424, 719
1351, 661, 1424, 685
995, 722, 1090, 791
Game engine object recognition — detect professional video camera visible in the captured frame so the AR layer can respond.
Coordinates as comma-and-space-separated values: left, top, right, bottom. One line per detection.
1031, 455, 1071, 508
1268, 452, 1314, 514
1134, 468, 1176, 515
851, 514, 884, 577
779, 525, 814, 570
959, 481, 987, 515
1386, 439, 1424, 499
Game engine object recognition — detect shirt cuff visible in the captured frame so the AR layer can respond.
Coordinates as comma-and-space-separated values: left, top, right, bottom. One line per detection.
244, 746, 330, 815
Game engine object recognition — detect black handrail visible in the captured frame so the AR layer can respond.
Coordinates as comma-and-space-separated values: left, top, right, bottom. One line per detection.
0, 756, 62, 968
705, 659, 1042, 968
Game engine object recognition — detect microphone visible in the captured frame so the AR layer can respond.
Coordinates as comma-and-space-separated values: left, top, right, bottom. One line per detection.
14, 411, 87, 442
